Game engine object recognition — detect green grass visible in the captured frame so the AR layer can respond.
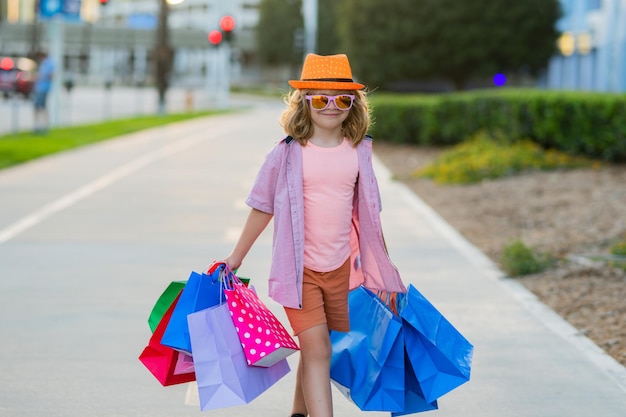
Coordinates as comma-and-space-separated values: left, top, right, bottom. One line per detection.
0, 110, 223, 170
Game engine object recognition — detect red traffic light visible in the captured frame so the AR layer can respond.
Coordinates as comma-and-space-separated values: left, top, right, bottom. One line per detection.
99, 0, 109, 5
0, 57, 14, 71
219, 15, 236, 32
208, 30, 223, 45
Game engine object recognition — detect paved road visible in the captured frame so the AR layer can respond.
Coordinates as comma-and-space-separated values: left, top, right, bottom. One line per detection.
1, 101, 626, 417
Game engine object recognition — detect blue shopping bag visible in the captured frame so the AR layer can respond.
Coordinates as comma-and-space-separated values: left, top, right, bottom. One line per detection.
330, 286, 405, 412
331, 286, 438, 415
400, 284, 474, 403
391, 350, 438, 416
160, 267, 226, 354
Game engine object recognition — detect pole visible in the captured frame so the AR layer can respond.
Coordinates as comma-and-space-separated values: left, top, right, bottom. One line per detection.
206, 0, 221, 107
302, 0, 318, 56
11, 91, 20, 134
48, 16, 64, 127
30, 0, 41, 57
155, 0, 171, 114
218, 41, 230, 109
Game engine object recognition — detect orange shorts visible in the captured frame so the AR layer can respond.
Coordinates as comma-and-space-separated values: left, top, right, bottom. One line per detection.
284, 258, 351, 335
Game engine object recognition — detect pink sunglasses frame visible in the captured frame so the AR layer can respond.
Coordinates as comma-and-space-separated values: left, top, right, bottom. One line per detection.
305, 94, 356, 111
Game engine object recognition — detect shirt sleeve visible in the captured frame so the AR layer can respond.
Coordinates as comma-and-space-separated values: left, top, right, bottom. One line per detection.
245, 143, 283, 214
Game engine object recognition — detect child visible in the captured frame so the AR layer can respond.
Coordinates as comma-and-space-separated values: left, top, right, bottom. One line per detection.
223, 53, 406, 417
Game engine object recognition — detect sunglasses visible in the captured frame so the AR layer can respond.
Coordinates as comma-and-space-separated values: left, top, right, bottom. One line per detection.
305, 94, 355, 111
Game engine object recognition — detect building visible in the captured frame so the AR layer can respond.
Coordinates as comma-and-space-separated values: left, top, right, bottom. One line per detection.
0, 0, 262, 87
546, 0, 626, 92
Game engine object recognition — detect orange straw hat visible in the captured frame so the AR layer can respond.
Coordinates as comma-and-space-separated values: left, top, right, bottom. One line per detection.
288, 53, 365, 90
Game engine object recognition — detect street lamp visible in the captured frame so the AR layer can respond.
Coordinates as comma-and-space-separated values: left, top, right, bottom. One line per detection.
557, 32, 575, 57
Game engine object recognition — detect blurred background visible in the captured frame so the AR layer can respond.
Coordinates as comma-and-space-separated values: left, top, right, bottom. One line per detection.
0, 0, 625, 109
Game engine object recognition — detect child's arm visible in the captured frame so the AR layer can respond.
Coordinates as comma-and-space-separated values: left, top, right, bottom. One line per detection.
224, 208, 273, 271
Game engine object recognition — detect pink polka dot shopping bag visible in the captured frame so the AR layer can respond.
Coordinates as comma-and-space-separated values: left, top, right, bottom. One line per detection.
224, 275, 299, 367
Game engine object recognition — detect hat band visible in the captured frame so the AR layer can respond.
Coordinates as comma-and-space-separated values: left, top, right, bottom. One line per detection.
301, 78, 354, 82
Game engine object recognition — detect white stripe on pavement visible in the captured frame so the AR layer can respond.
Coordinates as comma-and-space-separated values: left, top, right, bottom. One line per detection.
0, 130, 212, 244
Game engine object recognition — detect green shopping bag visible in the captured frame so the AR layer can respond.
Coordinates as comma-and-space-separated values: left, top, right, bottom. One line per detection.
148, 281, 186, 333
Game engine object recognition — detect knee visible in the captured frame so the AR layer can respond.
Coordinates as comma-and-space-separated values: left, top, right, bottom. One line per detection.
301, 339, 331, 363
298, 326, 332, 363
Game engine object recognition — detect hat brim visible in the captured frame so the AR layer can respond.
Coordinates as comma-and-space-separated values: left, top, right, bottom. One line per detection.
288, 80, 365, 90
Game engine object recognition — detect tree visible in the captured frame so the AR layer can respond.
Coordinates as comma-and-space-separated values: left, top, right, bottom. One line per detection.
256, 0, 341, 67
338, 0, 561, 90
256, 0, 303, 66
316, 0, 341, 55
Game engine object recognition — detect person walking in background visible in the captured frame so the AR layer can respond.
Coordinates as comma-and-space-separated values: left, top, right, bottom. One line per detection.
223, 53, 406, 417
33, 51, 54, 134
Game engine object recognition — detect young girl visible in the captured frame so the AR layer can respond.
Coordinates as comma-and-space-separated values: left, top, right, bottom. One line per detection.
223, 53, 406, 417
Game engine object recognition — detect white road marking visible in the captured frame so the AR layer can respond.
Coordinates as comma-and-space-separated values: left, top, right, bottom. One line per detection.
0, 131, 211, 244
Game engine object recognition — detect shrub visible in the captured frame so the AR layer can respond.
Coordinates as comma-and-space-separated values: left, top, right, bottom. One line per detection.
610, 238, 626, 256
370, 89, 626, 162
415, 131, 594, 184
500, 240, 553, 277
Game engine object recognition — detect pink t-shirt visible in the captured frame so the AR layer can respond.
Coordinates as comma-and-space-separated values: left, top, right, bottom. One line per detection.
302, 138, 359, 272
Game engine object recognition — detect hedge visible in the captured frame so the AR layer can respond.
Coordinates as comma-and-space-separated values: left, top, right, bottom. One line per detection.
369, 89, 626, 162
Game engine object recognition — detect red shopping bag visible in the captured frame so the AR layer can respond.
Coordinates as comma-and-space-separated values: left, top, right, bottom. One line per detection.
139, 292, 196, 386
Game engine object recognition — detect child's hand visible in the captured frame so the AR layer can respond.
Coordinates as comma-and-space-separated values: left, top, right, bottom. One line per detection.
223, 255, 242, 272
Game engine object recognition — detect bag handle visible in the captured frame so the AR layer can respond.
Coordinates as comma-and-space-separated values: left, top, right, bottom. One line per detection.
211, 261, 246, 290
375, 290, 407, 316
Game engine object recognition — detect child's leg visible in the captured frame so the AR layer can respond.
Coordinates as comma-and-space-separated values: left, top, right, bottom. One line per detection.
285, 261, 351, 417
291, 356, 307, 416
294, 323, 333, 417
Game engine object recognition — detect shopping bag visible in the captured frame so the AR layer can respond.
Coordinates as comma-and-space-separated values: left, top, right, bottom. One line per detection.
187, 302, 291, 411
330, 286, 406, 412
391, 350, 438, 416
139, 293, 196, 386
225, 277, 299, 367
160, 269, 225, 354
148, 281, 186, 333
400, 284, 473, 403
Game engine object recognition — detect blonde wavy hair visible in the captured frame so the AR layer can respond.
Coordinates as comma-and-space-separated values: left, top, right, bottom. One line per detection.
279, 89, 371, 146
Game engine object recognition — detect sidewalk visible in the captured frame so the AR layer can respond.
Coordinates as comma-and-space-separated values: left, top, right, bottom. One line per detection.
0, 102, 625, 417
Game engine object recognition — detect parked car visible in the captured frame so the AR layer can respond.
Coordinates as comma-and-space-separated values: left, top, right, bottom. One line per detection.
0, 56, 37, 98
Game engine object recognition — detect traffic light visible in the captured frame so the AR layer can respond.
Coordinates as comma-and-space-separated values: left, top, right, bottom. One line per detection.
219, 16, 236, 32
219, 15, 235, 42
0, 57, 14, 71
208, 30, 223, 46
208, 16, 236, 46
99, 0, 109, 5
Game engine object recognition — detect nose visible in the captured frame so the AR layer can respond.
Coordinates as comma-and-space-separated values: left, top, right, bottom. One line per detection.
326, 98, 339, 110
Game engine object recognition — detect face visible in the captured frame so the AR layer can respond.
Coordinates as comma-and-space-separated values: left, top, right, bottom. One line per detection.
305, 90, 352, 132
